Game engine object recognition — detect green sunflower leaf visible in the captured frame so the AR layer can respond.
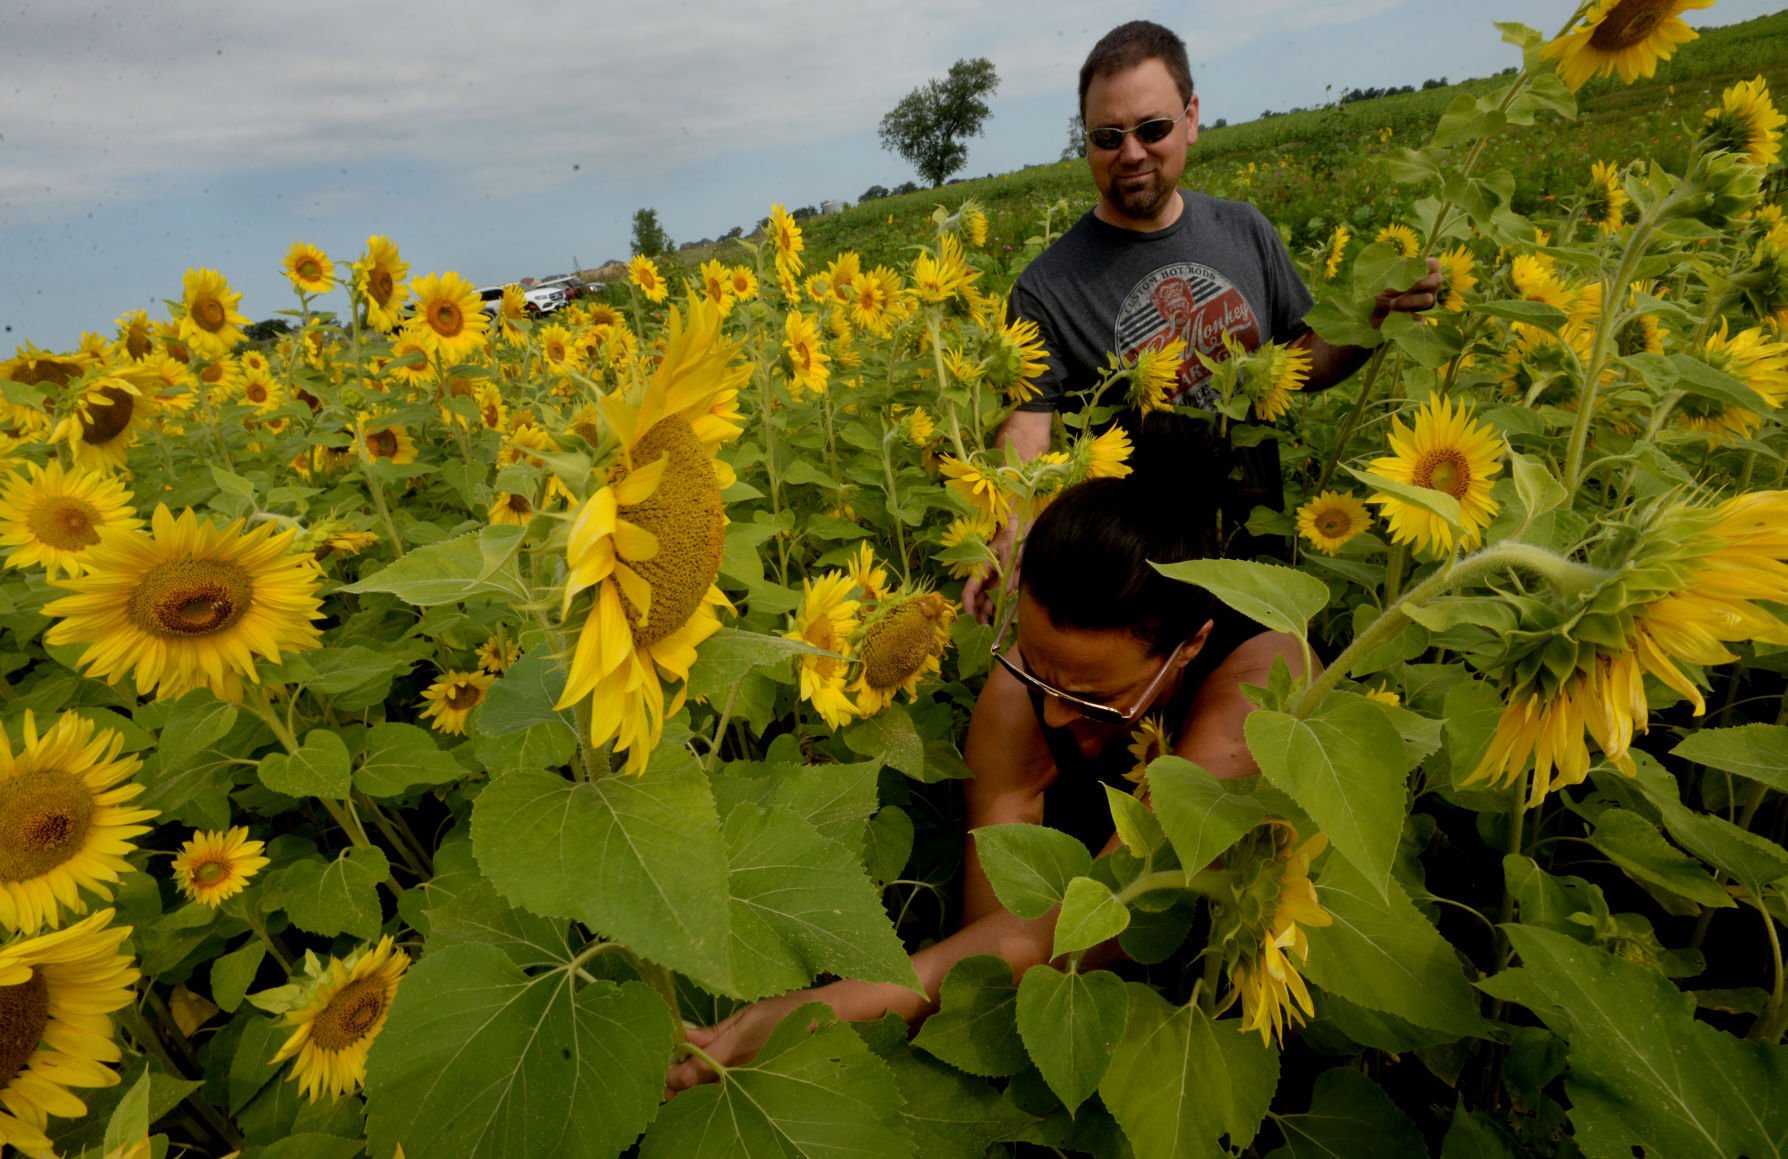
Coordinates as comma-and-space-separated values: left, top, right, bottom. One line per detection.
913, 955, 1029, 1078
972, 823, 1092, 919
1014, 965, 1128, 1115
1150, 557, 1330, 638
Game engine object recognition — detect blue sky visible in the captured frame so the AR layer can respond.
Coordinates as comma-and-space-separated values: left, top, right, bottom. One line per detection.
3, 0, 1778, 350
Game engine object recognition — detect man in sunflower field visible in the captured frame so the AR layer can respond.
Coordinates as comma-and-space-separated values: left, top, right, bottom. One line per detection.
964, 19, 1442, 622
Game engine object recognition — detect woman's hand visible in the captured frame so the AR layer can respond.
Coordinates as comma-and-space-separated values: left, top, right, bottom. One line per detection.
663, 990, 813, 1095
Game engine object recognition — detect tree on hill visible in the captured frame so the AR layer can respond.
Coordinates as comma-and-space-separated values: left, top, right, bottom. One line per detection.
630, 208, 672, 258
878, 57, 999, 187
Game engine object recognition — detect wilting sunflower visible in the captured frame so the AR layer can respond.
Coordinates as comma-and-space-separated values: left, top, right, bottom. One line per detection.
269, 936, 409, 1102
178, 268, 249, 358
1366, 394, 1504, 555
477, 635, 519, 674
52, 377, 149, 474
768, 204, 805, 274
1583, 160, 1630, 234
1244, 342, 1313, 422
628, 255, 668, 304
0, 462, 141, 579
0, 713, 155, 934
356, 235, 411, 332
849, 591, 955, 715
1127, 337, 1188, 414
982, 314, 1049, 403
783, 309, 831, 397
1435, 245, 1477, 311
419, 670, 495, 736
1321, 224, 1351, 280
283, 242, 335, 295
1702, 75, 1785, 168
1374, 223, 1421, 258
170, 827, 268, 908
404, 271, 489, 365
939, 456, 1012, 526
0, 910, 138, 1155
1296, 491, 1372, 556
43, 505, 324, 702
1213, 823, 1332, 1047
1542, 0, 1712, 90
785, 572, 861, 729
558, 300, 749, 773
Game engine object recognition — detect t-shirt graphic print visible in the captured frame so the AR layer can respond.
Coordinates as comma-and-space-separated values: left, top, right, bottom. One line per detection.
1114, 261, 1261, 411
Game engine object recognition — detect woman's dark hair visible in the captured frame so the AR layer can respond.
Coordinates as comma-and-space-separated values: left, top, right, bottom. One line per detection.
1079, 21, 1195, 120
1021, 413, 1219, 656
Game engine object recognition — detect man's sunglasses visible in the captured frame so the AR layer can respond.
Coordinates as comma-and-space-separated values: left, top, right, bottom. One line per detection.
987, 597, 1189, 728
1084, 105, 1192, 152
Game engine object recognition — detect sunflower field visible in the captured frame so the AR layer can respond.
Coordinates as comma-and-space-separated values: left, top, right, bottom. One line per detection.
4, 3, 1788, 1157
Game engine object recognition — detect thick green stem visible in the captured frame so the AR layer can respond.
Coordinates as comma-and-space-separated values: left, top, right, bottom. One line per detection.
1313, 347, 1389, 495
1562, 208, 1658, 491
1749, 900, 1786, 1043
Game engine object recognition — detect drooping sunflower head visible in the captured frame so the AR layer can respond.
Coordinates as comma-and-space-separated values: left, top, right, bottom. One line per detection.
1321, 225, 1351, 281
1366, 393, 1505, 556
113, 310, 156, 363
52, 376, 151, 474
1435, 245, 1477, 311
1071, 425, 1134, 483
178, 268, 249, 359
42, 505, 325, 702
419, 670, 495, 736
0, 461, 142, 579
282, 241, 336, 295
269, 935, 409, 1102
1699, 319, 1788, 408
404, 271, 490, 365
1584, 160, 1631, 233
477, 635, 520, 674
940, 455, 1013, 527
171, 826, 269, 908
981, 314, 1049, 403
1124, 715, 1171, 788
849, 591, 956, 715
1541, 0, 1713, 91
1240, 341, 1312, 422
0, 713, 155, 934
1210, 820, 1332, 1047
1127, 336, 1188, 414
1701, 75, 1785, 168
0, 910, 138, 1154
1296, 490, 1372, 557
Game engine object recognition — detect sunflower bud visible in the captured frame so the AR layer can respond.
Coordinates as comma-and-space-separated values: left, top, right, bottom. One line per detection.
1668, 149, 1763, 229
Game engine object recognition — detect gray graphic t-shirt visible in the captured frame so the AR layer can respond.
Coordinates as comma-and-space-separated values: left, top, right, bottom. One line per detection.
1011, 190, 1313, 414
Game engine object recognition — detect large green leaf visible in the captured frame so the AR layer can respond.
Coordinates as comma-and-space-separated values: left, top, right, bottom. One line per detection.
471, 752, 735, 992
421, 830, 570, 969
342, 529, 527, 606
1479, 924, 1788, 1159
1103, 783, 1165, 858
723, 803, 921, 1001
1099, 984, 1278, 1159
685, 628, 827, 703
639, 1004, 914, 1159
881, 1047, 1036, 1158
1630, 754, 1788, 899
1052, 876, 1131, 958
477, 651, 574, 738
972, 824, 1092, 920
1267, 1067, 1425, 1159
1301, 854, 1489, 1039
1347, 466, 1463, 527
364, 944, 672, 1159
912, 955, 1028, 1078
1148, 756, 1272, 873
1245, 694, 1410, 897
710, 758, 881, 849
272, 847, 390, 941
353, 722, 465, 797
842, 706, 931, 781
1014, 966, 1128, 1115
1671, 723, 1788, 792
257, 730, 351, 799
1587, 809, 1733, 910
1151, 558, 1329, 638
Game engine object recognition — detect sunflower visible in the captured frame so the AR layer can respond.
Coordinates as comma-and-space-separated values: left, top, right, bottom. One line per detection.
1321, 225, 1351, 280
0, 462, 141, 579
824, 252, 863, 307
178, 268, 249, 358
404, 272, 489, 365
909, 234, 979, 304
170, 827, 268, 908
1374, 223, 1421, 258
1699, 319, 1788, 407
982, 315, 1049, 403
768, 204, 805, 275
1296, 491, 1372, 556
419, 670, 494, 736
238, 371, 286, 415
1128, 337, 1188, 414
0, 713, 155, 934
937, 517, 993, 580
1215, 824, 1332, 1047
1435, 246, 1477, 311
355, 235, 411, 332
283, 242, 335, 295
488, 492, 535, 526
357, 419, 416, 466
122, 351, 197, 414
1244, 342, 1312, 422
728, 265, 759, 301
627, 255, 668, 304
112, 311, 156, 362
195, 354, 243, 400
477, 635, 520, 674
558, 300, 749, 773
1583, 161, 1630, 234
783, 309, 832, 397
898, 406, 937, 448
269, 936, 409, 1102
485, 285, 527, 348
1542, 0, 1712, 91
939, 456, 1012, 526
1364, 683, 1401, 707
698, 259, 737, 316
1073, 426, 1134, 482
0, 910, 138, 1155
43, 505, 325, 702
848, 266, 902, 339
1702, 75, 1785, 168
785, 572, 861, 729
849, 591, 955, 715
847, 542, 890, 602
1366, 394, 1504, 555
1509, 253, 1581, 314
1124, 715, 1171, 788
1675, 395, 1760, 445
52, 376, 151, 474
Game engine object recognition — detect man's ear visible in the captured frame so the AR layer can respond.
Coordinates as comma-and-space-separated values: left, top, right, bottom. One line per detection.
1186, 92, 1201, 147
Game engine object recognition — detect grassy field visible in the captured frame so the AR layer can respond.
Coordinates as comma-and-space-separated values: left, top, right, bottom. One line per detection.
624, 9, 1788, 299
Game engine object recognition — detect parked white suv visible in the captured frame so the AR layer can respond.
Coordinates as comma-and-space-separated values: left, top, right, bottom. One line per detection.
475, 282, 571, 317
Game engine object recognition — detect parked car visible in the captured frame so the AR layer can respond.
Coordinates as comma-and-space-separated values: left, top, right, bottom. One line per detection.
534, 275, 588, 302
474, 282, 571, 317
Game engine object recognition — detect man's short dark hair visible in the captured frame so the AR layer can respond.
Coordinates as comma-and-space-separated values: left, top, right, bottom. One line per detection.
1079, 21, 1195, 120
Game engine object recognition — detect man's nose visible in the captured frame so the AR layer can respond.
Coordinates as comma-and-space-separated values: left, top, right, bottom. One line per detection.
1041, 695, 1082, 730
1117, 131, 1150, 164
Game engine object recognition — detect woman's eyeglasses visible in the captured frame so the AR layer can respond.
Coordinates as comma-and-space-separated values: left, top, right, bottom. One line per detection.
987, 598, 1188, 727
1084, 105, 1191, 152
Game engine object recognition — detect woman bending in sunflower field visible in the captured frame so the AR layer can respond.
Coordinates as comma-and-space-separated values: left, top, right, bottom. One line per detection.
665, 418, 1310, 1092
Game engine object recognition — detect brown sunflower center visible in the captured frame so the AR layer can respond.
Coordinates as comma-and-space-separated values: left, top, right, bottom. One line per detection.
365, 430, 399, 459
505, 494, 533, 516
12, 359, 81, 388
26, 496, 103, 552
861, 598, 943, 690
444, 682, 485, 711
615, 418, 725, 648
310, 977, 388, 1052
80, 386, 136, 446
246, 382, 270, 403
0, 769, 96, 882
129, 558, 254, 638
428, 299, 463, 339
1314, 508, 1355, 538
1415, 450, 1472, 499
193, 859, 228, 885
200, 363, 226, 385
0, 971, 49, 1090
297, 258, 322, 281
125, 329, 154, 361
192, 296, 228, 333
369, 269, 395, 305
1589, 0, 1668, 49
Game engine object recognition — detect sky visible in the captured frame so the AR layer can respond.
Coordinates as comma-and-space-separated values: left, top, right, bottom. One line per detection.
3, 0, 1779, 350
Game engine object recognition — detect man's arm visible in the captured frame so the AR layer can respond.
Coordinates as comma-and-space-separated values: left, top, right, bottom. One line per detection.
1295, 256, 1444, 392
